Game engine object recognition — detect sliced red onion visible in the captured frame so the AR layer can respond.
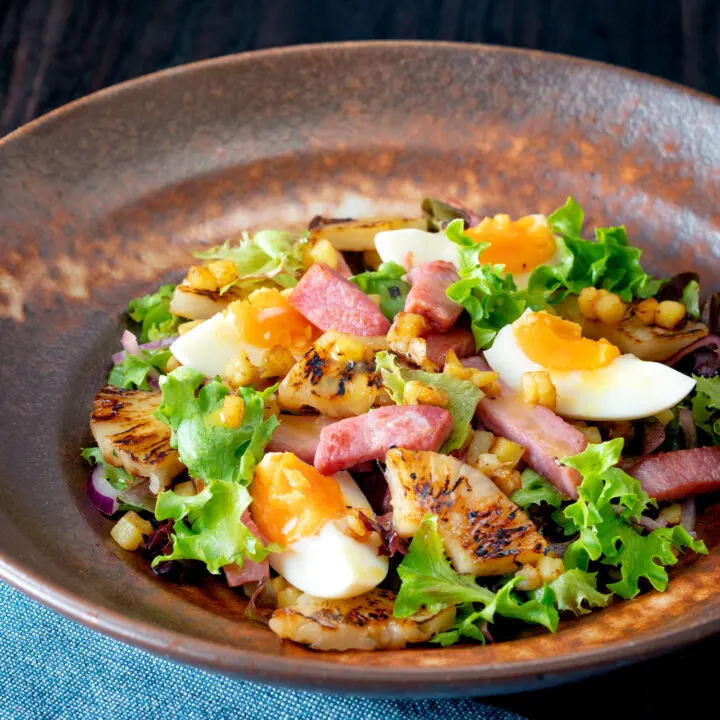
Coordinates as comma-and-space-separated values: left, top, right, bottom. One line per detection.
111, 334, 177, 365
118, 478, 156, 513
678, 408, 698, 449
121, 329, 140, 356
681, 496, 697, 534
638, 514, 667, 531
642, 420, 666, 456
667, 334, 720, 367
87, 466, 123, 516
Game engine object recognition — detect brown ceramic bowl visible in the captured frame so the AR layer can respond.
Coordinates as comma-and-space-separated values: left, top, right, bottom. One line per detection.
1, 41, 720, 698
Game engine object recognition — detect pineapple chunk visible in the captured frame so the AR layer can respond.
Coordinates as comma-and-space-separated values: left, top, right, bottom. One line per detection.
278, 333, 380, 418
90, 386, 185, 494
269, 589, 455, 651
169, 283, 245, 320
111, 511, 153, 551
384, 449, 547, 576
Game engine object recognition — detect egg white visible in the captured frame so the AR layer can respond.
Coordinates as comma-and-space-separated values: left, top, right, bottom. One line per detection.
373, 221, 563, 288
170, 302, 294, 378
484, 318, 696, 421
266, 469, 389, 599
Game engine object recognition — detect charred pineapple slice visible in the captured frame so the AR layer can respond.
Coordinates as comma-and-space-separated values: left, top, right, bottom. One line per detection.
169, 283, 246, 320
559, 295, 708, 362
384, 449, 546, 576
278, 332, 381, 418
90, 386, 185, 494
268, 588, 455, 651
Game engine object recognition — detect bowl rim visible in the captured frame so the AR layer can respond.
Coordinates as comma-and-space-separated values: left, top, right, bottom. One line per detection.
1, 40, 720, 695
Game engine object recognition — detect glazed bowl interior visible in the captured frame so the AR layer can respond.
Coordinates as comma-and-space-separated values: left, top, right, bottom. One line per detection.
1, 42, 720, 697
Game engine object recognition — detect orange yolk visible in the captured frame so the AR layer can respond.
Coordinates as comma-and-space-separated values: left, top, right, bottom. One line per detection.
464, 214, 557, 274
250, 453, 347, 545
228, 288, 314, 352
514, 311, 620, 371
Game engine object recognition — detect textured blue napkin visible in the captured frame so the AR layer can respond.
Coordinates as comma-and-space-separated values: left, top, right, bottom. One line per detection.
0, 582, 523, 720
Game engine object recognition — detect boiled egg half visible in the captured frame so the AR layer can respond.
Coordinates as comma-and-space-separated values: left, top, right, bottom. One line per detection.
250, 452, 388, 599
374, 213, 563, 289
170, 288, 315, 377
484, 310, 696, 421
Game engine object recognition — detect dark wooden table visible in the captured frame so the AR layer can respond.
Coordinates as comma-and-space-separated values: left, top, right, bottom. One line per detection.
1, 1, 718, 717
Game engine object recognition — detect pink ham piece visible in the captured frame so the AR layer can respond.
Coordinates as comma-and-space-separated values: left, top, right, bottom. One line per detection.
315, 405, 453, 475
405, 261, 463, 332
465, 356, 587, 499
223, 511, 270, 588
266, 414, 335, 465
289, 262, 390, 336
335, 253, 354, 279
629, 447, 720, 501
425, 329, 476, 367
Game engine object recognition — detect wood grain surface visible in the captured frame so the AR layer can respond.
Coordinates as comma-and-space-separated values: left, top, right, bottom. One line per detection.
1, 1, 718, 718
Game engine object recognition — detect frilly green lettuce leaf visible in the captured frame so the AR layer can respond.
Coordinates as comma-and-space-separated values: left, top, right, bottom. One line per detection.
127, 284, 180, 342
350, 261, 410, 320
511, 469, 564, 510
558, 439, 707, 599
194, 229, 308, 291
543, 569, 612, 616
527, 198, 663, 306
394, 516, 559, 635
445, 219, 527, 349
155, 367, 278, 485
153, 478, 281, 574
107, 348, 171, 391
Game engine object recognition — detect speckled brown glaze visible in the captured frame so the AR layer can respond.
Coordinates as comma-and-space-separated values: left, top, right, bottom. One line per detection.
1, 42, 720, 697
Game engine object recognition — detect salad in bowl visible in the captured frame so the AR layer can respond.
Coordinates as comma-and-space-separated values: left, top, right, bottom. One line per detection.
82, 197, 718, 651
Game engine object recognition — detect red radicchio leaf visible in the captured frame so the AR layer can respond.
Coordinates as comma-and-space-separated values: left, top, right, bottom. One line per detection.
142, 519, 203, 585
359, 511, 408, 557
642, 420, 667, 456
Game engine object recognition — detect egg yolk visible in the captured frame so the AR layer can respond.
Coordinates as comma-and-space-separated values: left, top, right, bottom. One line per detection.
250, 453, 347, 545
514, 311, 620, 371
228, 288, 314, 352
464, 214, 556, 274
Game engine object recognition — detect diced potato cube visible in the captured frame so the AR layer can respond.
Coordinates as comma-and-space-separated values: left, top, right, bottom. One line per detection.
515, 563, 543, 591
490, 437, 525, 468
469, 452, 502, 476
219, 395, 245, 428
222, 350, 258, 389
207, 259, 238, 287
491, 467, 522, 497
173, 480, 197, 497
187, 265, 219, 292
403, 380, 450, 407
111, 511, 153, 552
659, 503, 683, 526
537, 555, 565, 584
304, 238, 339, 269
634, 297, 659, 325
261, 346, 296, 379
577, 287, 601, 320
521, 371, 556, 410
655, 300, 686, 330
595, 292, 627, 325
466, 430, 494, 467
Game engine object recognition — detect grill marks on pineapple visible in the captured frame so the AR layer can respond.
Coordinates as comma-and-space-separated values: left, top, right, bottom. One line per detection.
278, 342, 379, 417
268, 588, 455, 651
384, 449, 547, 576
90, 386, 184, 493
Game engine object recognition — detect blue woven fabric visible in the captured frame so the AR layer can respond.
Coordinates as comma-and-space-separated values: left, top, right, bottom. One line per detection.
0, 582, 523, 720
